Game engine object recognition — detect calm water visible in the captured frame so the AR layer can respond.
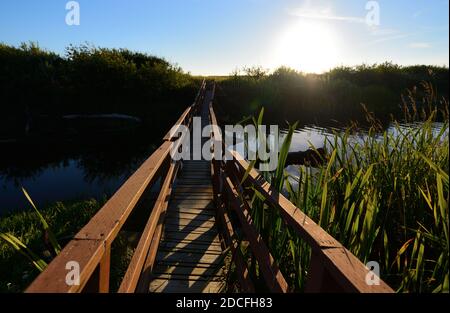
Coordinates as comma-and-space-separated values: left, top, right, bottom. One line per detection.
0, 130, 160, 215
0, 121, 447, 216
284, 121, 448, 183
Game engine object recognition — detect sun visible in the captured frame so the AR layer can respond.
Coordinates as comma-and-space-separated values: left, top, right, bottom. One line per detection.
273, 20, 339, 73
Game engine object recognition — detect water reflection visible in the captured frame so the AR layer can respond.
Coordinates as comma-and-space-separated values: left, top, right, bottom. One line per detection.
0, 128, 161, 215
1, 121, 447, 215
284, 121, 448, 190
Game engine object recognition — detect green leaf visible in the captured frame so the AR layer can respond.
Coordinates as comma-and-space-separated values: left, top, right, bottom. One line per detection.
22, 187, 61, 255
0, 232, 48, 272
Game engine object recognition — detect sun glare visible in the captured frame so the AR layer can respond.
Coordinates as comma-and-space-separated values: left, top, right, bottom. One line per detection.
273, 20, 339, 73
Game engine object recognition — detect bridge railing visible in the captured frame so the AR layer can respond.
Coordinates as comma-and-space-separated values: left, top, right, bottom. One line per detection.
26, 80, 207, 293
208, 102, 394, 293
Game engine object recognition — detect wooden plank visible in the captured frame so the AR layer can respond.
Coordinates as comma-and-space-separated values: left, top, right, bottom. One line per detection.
26, 239, 104, 293
167, 207, 215, 216
159, 239, 221, 252
153, 265, 223, 277
156, 250, 223, 265
171, 194, 213, 200
156, 251, 223, 266
164, 222, 216, 232
169, 201, 215, 210
164, 224, 217, 233
118, 162, 176, 293
149, 279, 224, 293
165, 215, 216, 225
152, 273, 223, 281
176, 181, 211, 185
166, 212, 215, 221
98, 245, 111, 293
162, 237, 221, 247
162, 231, 219, 243
176, 180, 212, 185
169, 199, 214, 206
164, 227, 217, 235
174, 187, 213, 193
178, 176, 211, 181
136, 160, 182, 293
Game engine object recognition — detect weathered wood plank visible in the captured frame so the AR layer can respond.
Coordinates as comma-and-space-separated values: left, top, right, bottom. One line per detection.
26, 239, 104, 293
173, 187, 213, 193
152, 273, 224, 281
166, 212, 216, 221
171, 194, 213, 200
162, 231, 219, 243
149, 279, 224, 293
160, 240, 222, 251
153, 265, 223, 277
156, 250, 223, 264
167, 207, 215, 217
164, 224, 217, 233
169, 200, 215, 210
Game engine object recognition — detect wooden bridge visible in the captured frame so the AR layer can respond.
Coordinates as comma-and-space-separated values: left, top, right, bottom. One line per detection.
26, 81, 393, 293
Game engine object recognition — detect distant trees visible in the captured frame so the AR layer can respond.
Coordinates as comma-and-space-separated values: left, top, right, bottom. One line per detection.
217, 63, 449, 126
0, 42, 199, 138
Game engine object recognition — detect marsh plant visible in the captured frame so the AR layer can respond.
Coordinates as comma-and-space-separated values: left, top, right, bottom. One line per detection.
236, 83, 448, 292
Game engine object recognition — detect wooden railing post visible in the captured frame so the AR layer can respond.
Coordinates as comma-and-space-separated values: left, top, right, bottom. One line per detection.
82, 243, 111, 293
304, 250, 343, 293
98, 244, 111, 293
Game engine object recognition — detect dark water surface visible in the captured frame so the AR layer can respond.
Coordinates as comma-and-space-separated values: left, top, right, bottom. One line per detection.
0, 129, 160, 215
1, 120, 447, 216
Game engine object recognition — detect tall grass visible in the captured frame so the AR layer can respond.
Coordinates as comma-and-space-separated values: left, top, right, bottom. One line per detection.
237, 84, 449, 292
0, 198, 101, 292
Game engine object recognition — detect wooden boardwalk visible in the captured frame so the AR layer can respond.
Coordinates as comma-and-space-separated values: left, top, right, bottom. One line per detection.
149, 83, 226, 292
149, 161, 225, 292
26, 80, 393, 294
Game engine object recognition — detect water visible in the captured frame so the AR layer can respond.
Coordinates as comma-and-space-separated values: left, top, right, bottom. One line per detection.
1, 121, 447, 216
0, 131, 160, 216
284, 121, 448, 185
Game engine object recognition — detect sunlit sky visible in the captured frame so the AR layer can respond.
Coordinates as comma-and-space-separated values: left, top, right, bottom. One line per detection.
0, 0, 448, 75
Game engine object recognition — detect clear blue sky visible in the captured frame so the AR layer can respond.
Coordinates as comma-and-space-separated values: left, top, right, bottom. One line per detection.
0, 0, 448, 75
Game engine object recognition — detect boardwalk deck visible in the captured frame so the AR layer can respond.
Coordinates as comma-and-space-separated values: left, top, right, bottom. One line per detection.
146, 84, 226, 293
26, 80, 393, 294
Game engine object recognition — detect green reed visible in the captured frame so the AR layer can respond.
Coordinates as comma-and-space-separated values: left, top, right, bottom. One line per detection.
239, 87, 449, 292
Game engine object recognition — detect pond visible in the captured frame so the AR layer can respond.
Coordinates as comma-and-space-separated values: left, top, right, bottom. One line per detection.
0, 120, 447, 216
284, 121, 448, 182
0, 129, 161, 216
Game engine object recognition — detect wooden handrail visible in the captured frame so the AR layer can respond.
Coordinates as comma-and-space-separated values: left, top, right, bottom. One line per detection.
26, 80, 208, 293
208, 102, 394, 293
26, 80, 393, 293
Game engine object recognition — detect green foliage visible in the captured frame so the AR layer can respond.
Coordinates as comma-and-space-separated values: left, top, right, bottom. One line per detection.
216, 63, 449, 126
236, 85, 449, 292
0, 199, 101, 292
0, 42, 199, 138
